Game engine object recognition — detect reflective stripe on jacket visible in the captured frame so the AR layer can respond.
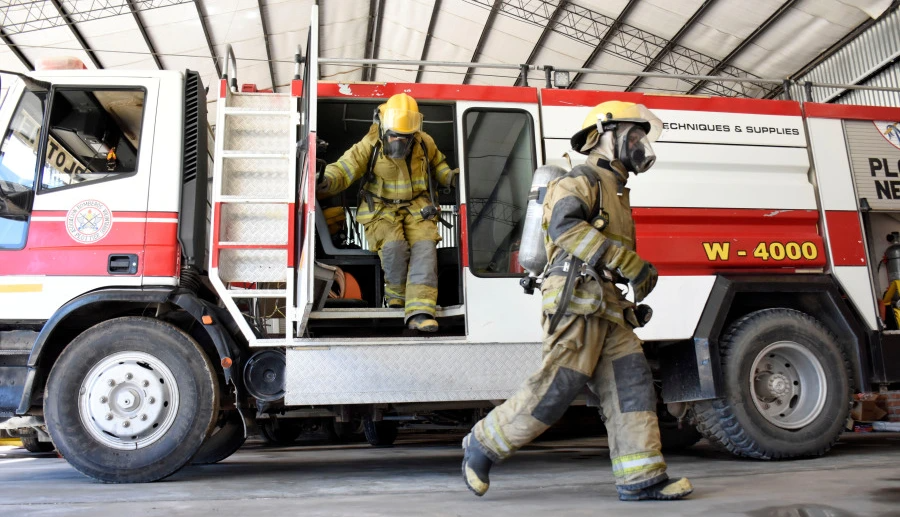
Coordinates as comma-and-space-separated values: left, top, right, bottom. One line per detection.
320, 124, 455, 225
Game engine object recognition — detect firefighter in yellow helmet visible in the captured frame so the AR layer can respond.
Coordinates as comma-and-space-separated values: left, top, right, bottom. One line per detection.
461, 101, 693, 501
317, 93, 457, 331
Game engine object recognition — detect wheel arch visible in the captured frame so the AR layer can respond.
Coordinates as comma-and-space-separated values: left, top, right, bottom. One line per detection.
660, 274, 870, 404
16, 288, 244, 415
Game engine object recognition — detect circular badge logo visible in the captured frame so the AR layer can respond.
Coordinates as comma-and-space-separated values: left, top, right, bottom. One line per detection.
66, 200, 113, 243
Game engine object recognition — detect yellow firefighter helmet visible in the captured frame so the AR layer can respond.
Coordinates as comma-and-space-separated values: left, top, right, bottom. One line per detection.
570, 100, 662, 155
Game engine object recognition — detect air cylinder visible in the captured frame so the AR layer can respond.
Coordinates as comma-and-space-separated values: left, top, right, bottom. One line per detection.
887, 244, 900, 284
518, 164, 568, 277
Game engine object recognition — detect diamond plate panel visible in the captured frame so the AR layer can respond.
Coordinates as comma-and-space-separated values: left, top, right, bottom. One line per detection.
218, 249, 287, 282
220, 204, 288, 244
285, 343, 542, 405
224, 116, 291, 153
229, 94, 292, 111
222, 158, 290, 198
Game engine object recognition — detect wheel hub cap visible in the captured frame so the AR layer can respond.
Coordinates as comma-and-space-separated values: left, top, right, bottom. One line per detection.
750, 341, 827, 430
79, 351, 180, 450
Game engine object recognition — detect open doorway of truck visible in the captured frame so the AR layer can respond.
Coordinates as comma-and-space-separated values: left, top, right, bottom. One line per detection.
306, 99, 464, 338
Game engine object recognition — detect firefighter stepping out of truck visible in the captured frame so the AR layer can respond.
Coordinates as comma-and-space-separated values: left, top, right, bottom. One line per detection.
315, 93, 458, 332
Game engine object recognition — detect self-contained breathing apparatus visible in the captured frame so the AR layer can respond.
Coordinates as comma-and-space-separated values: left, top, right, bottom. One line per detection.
518, 100, 661, 333
517, 164, 653, 332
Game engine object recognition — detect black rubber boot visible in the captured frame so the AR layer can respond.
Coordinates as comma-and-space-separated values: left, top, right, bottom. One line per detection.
461, 433, 494, 496
387, 299, 404, 309
408, 314, 439, 332
617, 476, 693, 501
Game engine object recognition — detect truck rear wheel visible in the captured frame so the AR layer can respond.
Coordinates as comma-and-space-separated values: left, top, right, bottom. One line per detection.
260, 419, 302, 446
191, 411, 246, 465
693, 309, 851, 459
20, 435, 55, 453
45, 317, 219, 482
363, 419, 398, 446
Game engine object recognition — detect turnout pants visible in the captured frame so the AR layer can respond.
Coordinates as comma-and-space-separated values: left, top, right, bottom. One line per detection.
364, 208, 440, 321
472, 312, 668, 490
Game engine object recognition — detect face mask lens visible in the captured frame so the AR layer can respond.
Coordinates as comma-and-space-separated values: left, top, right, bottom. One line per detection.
384, 132, 413, 158
617, 124, 655, 173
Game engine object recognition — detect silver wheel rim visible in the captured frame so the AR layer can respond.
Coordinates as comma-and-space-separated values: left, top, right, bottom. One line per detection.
78, 351, 180, 450
750, 341, 827, 430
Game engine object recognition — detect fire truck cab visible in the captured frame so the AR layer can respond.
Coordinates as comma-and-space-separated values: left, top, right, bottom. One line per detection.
2, 19, 900, 482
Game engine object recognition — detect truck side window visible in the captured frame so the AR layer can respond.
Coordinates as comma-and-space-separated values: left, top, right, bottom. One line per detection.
0, 90, 44, 249
463, 109, 536, 276
40, 89, 144, 190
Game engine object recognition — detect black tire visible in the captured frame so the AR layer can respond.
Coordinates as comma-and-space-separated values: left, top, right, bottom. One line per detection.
20, 435, 55, 453
260, 420, 302, 446
45, 317, 219, 483
363, 419, 398, 447
693, 309, 852, 459
333, 416, 366, 443
191, 411, 246, 465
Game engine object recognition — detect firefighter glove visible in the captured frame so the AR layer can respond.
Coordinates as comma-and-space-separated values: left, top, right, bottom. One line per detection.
316, 175, 331, 194
603, 246, 657, 302
631, 262, 658, 303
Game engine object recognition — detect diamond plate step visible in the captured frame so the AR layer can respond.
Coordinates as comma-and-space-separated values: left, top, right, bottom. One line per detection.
223, 116, 291, 154
219, 204, 288, 244
228, 93, 292, 111
285, 343, 542, 405
218, 249, 287, 282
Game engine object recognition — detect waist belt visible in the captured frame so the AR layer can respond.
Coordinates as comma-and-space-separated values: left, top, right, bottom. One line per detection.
362, 190, 424, 210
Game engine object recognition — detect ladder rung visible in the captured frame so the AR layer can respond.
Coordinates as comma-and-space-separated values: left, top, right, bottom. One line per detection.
218, 242, 287, 249
223, 108, 292, 116
221, 152, 291, 159
217, 196, 292, 203
225, 289, 287, 298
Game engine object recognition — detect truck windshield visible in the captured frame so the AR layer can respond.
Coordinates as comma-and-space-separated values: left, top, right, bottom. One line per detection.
0, 88, 44, 249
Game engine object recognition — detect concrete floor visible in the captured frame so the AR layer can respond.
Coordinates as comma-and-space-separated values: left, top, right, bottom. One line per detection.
1, 432, 899, 516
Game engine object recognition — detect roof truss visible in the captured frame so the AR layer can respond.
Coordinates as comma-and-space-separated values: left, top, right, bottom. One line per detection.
567, 0, 638, 89
467, 0, 779, 97
626, 0, 717, 92
48, 0, 102, 68
687, 0, 799, 95
463, 0, 502, 85
126, 0, 162, 69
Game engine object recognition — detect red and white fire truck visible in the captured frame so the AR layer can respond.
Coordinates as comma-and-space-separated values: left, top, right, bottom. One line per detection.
2, 13, 900, 482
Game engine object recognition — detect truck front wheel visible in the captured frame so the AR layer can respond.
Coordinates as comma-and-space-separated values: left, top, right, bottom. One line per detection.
693, 309, 852, 459
45, 317, 219, 482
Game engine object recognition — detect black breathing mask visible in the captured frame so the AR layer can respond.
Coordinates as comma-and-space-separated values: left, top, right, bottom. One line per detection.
615, 123, 656, 174
382, 130, 415, 159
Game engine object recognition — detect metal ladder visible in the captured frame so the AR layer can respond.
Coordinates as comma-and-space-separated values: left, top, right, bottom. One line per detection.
209, 79, 298, 346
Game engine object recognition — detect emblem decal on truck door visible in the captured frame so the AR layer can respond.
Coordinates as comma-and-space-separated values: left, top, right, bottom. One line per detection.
66, 199, 113, 243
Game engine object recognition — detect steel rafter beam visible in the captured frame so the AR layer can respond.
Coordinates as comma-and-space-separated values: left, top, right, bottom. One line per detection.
257, 0, 277, 91
194, 0, 221, 78
363, 0, 384, 81
766, 0, 900, 99
463, 0, 503, 85
0, 0, 193, 35
125, 0, 162, 69
415, 0, 442, 83
626, 0, 717, 92
688, 0, 798, 95
567, 0, 638, 89
513, 0, 567, 86
48, 0, 102, 69
0, 27, 33, 70
464, 0, 777, 97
